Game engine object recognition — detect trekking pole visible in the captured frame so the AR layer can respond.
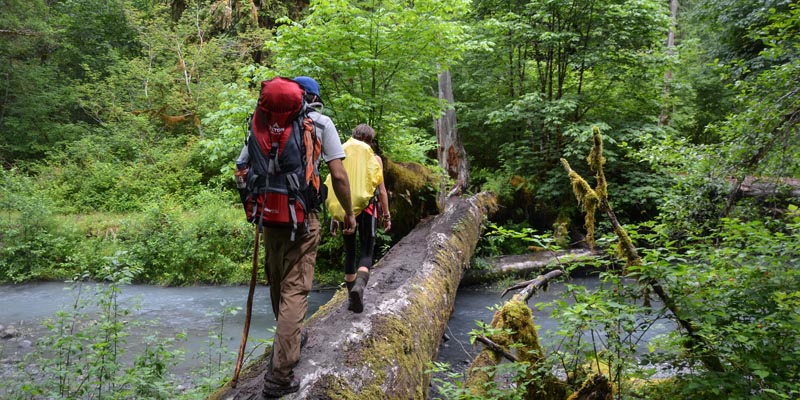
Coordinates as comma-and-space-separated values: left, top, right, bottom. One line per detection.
232, 224, 260, 387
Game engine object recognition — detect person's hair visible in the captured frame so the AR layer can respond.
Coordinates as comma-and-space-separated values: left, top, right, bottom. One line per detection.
352, 124, 375, 143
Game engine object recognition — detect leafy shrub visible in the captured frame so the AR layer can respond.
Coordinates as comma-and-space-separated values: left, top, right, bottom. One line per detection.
0, 169, 77, 282
124, 193, 250, 285
2, 166, 254, 285
475, 222, 557, 258
632, 216, 800, 399
38, 137, 204, 214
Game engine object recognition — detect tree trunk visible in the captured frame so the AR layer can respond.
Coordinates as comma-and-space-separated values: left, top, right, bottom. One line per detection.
435, 69, 469, 209
659, 0, 678, 126
208, 192, 497, 400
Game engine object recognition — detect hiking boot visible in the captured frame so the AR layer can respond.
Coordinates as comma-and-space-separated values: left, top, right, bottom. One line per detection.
262, 374, 300, 398
348, 270, 370, 314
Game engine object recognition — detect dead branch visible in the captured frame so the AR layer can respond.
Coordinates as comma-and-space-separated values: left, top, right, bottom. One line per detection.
0, 29, 40, 36
501, 269, 564, 302
475, 335, 519, 362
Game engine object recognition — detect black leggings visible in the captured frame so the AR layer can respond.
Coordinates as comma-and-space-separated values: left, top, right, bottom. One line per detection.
343, 211, 377, 275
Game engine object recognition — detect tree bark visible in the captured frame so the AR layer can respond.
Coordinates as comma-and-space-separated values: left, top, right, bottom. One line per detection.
502, 269, 564, 302
435, 69, 469, 209
208, 192, 497, 400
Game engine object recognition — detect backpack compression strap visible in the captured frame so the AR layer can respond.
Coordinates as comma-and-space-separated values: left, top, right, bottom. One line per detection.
302, 116, 321, 192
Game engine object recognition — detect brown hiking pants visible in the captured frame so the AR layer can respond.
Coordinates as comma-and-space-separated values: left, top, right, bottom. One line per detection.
263, 213, 320, 382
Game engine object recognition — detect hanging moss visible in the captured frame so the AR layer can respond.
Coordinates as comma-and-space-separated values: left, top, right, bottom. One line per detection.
560, 158, 600, 250
613, 227, 641, 268
553, 214, 571, 249
587, 127, 608, 203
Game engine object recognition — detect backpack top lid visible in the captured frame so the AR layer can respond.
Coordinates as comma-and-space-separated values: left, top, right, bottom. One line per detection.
252, 77, 305, 145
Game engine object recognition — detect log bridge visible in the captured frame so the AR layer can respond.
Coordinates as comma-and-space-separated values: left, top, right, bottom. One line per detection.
209, 192, 498, 400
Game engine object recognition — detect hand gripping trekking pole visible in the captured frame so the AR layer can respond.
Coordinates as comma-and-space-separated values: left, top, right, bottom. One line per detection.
232, 224, 260, 387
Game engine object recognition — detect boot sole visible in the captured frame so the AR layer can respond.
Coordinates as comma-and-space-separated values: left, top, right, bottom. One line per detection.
348, 285, 364, 313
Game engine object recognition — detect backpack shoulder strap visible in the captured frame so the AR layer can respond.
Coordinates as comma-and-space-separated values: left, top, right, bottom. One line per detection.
300, 110, 321, 191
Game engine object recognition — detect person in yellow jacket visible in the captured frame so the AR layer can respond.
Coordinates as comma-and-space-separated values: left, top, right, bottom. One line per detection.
327, 124, 391, 313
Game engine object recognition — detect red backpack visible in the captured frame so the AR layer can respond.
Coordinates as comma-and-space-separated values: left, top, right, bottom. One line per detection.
242, 77, 322, 240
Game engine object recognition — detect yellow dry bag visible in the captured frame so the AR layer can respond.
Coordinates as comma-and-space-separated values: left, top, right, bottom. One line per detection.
325, 138, 383, 221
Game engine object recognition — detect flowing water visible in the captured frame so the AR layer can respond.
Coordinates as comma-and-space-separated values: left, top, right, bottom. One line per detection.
437, 277, 675, 371
0, 276, 675, 390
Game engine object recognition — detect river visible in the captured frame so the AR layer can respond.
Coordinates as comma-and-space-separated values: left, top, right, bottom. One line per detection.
0, 276, 675, 393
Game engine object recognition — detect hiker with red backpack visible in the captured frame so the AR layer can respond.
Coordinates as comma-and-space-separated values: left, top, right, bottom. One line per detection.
235, 76, 356, 397
327, 123, 392, 313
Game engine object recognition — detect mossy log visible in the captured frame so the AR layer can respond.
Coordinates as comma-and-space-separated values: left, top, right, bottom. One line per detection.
465, 271, 568, 400
382, 159, 439, 240
208, 192, 497, 400
565, 374, 613, 400
461, 250, 595, 287
733, 176, 800, 198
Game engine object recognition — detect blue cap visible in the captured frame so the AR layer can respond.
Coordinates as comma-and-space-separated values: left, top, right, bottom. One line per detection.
293, 76, 321, 100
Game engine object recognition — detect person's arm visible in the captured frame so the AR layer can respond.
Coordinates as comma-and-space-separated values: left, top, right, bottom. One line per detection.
327, 158, 356, 235
375, 156, 391, 232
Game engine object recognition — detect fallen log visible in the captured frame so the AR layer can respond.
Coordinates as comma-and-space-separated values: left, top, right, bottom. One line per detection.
461, 249, 595, 287
734, 176, 800, 199
208, 192, 497, 400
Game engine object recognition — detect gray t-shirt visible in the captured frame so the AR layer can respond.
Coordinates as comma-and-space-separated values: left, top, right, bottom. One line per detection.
236, 109, 345, 166
311, 110, 346, 162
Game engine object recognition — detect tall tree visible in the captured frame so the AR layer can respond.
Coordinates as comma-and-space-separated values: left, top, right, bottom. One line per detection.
456, 0, 670, 224
0, 0, 77, 164
659, 0, 679, 126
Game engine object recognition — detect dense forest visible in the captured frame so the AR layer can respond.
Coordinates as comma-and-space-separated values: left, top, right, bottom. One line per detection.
1, 0, 798, 399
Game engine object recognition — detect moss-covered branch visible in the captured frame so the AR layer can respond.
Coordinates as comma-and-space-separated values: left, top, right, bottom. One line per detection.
466, 297, 567, 400
561, 126, 723, 373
